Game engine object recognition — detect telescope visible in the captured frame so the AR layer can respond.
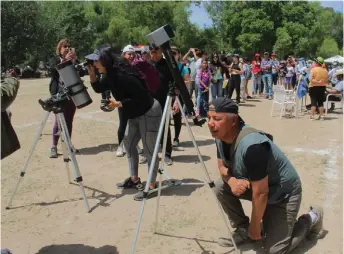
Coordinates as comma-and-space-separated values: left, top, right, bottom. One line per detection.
39, 60, 93, 113
146, 24, 206, 126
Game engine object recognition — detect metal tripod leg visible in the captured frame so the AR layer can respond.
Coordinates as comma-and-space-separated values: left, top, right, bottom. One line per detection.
57, 113, 90, 212
6, 111, 51, 209
130, 95, 173, 254
59, 121, 72, 184
154, 96, 173, 232
174, 97, 240, 253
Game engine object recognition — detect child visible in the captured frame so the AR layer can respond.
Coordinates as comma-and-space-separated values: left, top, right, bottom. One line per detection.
285, 62, 295, 90
197, 60, 211, 117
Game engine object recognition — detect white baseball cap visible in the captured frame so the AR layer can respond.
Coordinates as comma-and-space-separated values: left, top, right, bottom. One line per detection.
122, 45, 135, 53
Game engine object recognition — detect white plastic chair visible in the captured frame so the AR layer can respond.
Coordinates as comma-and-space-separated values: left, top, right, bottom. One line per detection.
271, 85, 297, 118
325, 94, 343, 115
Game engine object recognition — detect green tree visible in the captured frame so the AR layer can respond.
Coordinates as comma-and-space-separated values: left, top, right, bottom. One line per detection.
1, 1, 41, 68
317, 37, 340, 58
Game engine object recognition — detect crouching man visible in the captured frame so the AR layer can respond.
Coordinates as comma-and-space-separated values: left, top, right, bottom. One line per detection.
207, 97, 325, 254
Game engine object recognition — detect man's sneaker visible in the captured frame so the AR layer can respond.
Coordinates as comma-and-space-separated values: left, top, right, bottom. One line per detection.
116, 177, 142, 189
165, 156, 173, 166
307, 205, 325, 240
50, 147, 58, 158
319, 116, 325, 121
173, 139, 180, 147
116, 146, 125, 157
218, 227, 251, 247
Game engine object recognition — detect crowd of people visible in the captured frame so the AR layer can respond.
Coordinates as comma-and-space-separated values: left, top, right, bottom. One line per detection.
3, 37, 342, 254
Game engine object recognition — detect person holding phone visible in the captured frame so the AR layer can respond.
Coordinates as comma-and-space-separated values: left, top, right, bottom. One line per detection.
48, 39, 78, 158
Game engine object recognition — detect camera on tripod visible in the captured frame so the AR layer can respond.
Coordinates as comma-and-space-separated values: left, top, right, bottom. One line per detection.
39, 60, 93, 113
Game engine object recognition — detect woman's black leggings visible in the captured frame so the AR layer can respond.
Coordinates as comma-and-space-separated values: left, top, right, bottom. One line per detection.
117, 107, 129, 144
228, 75, 241, 102
172, 95, 184, 141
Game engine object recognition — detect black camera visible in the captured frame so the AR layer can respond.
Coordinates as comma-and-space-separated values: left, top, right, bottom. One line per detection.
100, 90, 114, 112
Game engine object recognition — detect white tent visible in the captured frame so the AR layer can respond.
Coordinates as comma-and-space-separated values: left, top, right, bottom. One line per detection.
324, 55, 344, 64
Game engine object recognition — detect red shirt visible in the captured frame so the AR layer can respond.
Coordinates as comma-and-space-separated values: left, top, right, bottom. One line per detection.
252, 60, 261, 74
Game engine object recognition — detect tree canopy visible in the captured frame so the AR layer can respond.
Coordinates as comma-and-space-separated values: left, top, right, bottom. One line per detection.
1, 1, 343, 68
205, 1, 343, 59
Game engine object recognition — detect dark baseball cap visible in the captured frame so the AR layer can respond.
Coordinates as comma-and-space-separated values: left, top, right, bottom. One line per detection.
209, 97, 244, 123
85, 48, 101, 61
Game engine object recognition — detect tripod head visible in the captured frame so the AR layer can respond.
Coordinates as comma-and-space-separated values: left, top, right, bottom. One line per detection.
146, 25, 206, 127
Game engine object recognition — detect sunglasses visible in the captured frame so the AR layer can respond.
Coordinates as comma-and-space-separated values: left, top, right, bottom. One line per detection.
172, 51, 178, 56
63, 45, 71, 48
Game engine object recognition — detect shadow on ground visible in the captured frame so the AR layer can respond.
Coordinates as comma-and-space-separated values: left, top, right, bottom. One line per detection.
172, 154, 211, 163
35, 244, 118, 254
5, 183, 135, 213
138, 178, 205, 197
180, 139, 214, 148
78, 143, 118, 155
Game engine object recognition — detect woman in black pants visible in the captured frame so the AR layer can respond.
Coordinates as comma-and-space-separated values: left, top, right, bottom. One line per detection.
86, 45, 162, 201
171, 46, 190, 147
228, 54, 243, 103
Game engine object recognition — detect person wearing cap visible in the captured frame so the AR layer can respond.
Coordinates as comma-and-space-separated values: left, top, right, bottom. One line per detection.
309, 57, 328, 120
114, 44, 145, 162
271, 53, 279, 85
260, 52, 273, 99
251, 53, 262, 95
326, 68, 343, 112
141, 46, 150, 61
328, 61, 341, 86
86, 45, 162, 201
207, 97, 325, 253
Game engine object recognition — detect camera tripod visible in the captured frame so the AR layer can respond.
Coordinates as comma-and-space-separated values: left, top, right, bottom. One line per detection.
6, 107, 90, 213
130, 86, 241, 254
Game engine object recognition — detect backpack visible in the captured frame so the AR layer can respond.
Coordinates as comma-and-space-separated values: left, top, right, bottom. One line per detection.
132, 60, 160, 94
229, 127, 273, 162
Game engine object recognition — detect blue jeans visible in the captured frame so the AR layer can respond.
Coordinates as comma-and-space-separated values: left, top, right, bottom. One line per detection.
210, 79, 224, 101
262, 73, 273, 97
197, 87, 209, 116
252, 74, 262, 94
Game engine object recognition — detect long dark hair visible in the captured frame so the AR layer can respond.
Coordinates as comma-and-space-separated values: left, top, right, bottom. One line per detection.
98, 44, 146, 84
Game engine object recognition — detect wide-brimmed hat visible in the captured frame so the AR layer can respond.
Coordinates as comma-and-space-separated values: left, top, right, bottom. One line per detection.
313, 56, 324, 65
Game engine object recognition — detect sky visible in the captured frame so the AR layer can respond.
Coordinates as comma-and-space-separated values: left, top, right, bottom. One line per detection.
188, 1, 344, 28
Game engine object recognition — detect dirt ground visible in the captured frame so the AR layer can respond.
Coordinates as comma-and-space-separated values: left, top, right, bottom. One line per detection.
1, 77, 343, 254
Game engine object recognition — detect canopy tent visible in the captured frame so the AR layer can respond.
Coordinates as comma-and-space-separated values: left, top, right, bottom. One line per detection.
324, 55, 344, 64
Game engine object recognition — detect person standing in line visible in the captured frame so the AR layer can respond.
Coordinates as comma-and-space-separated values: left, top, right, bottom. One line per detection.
251, 53, 262, 96
260, 52, 273, 100
271, 53, 280, 86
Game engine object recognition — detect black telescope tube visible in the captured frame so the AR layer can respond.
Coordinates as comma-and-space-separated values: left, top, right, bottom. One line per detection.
160, 42, 195, 116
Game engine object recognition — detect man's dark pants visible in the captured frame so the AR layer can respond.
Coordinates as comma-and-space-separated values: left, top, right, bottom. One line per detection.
214, 179, 312, 254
